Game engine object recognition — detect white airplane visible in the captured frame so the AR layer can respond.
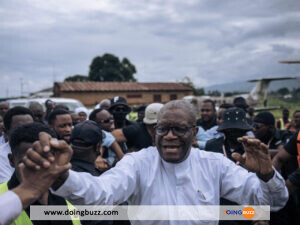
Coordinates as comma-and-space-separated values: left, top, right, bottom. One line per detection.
246, 77, 296, 107
183, 76, 296, 115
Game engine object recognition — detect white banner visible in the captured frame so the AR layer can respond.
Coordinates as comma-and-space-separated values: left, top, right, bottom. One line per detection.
30, 205, 270, 221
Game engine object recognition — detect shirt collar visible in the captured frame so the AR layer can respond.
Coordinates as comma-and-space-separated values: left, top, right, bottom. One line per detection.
160, 147, 193, 171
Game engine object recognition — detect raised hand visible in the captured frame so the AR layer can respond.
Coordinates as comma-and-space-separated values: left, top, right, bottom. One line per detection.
23, 132, 73, 189
232, 136, 274, 182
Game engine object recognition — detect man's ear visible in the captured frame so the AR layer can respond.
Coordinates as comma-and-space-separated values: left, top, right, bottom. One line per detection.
8, 153, 15, 168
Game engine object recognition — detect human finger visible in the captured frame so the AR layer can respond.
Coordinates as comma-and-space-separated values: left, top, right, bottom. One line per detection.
33, 140, 55, 162
55, 162, 72, 175
26, 148, 51, 168
38, 132, 52, 152
260, 142, 269, 155
50, 139, 72, 155
231, 152, 246, 165
244, 138, 261, 153
237, 136, 254, 143
23, 155, 40, 170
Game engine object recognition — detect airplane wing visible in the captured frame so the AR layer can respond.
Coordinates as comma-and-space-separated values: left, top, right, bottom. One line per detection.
248, 77, 296, 82
254, 106, 282, 112
279, 60, 300, 64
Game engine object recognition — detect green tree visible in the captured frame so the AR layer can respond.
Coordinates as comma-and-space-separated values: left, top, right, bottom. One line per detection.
207, 90, 221, 97
89, 53, 137, 82
64, 74, 89, 82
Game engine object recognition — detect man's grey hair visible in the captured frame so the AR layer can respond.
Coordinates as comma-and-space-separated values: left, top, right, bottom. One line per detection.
158, 100, 196, 125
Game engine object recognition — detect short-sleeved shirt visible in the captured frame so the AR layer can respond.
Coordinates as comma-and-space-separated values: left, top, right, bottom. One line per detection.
122, 123, 152, 151
269, 129, 293, 150
196, 118, 217, 131
102, 131, 115, 148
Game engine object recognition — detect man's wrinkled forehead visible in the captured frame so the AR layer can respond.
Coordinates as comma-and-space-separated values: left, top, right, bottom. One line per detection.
157, 102, 196, 125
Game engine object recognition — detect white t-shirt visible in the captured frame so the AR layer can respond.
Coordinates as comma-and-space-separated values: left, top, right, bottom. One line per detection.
0, 142, 14, 183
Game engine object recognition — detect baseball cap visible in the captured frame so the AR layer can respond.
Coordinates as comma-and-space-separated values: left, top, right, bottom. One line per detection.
71, 120, 102, 147
143, 103, 164, 125
233, 97, 249, 110
253, 112, 275, 126
109, 96, 131, 112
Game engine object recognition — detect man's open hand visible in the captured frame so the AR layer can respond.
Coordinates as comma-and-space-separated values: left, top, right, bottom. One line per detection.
232, 136, 274, 182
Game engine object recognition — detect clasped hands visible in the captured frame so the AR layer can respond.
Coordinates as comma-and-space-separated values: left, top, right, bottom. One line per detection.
19, 132, 73, 199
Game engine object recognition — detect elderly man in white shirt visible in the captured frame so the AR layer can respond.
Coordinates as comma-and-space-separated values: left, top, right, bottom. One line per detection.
24, 100, 288, 225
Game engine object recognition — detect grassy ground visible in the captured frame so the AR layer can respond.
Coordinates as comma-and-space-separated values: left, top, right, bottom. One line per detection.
257, 94, 300, 120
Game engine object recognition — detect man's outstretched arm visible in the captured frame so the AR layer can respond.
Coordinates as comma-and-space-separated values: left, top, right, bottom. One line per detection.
23, 132, 138, 205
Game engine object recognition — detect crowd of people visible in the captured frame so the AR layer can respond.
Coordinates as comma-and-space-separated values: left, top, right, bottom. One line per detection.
0, 96, 298, 225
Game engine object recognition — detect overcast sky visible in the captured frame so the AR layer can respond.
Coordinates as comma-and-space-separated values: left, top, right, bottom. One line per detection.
1, 0, 300, 98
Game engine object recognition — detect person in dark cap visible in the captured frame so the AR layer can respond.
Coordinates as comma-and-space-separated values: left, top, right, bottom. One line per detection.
109, 96, 133, 129
233, 97, 253, 125
253, 112, 292, 154
205, 107, 253, 162
233, 97, 249, 111
253, 113, 296, 225
70, 120, 103, 176
70, 121, 111, 225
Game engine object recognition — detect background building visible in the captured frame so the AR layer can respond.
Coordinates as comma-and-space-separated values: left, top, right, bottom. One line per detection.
54, 82, 193, 107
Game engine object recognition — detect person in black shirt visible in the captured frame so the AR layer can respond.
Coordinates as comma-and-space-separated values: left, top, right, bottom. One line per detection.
196, 99, 217, 130
70, 120, 112, 225
272, 130, 300, 225
287, 168, 300, 194
70, 120, 103, 176
112, 103, 163, 152
109, 97, 134, 129
253, 112, 293, 156
273, 131, 299, 173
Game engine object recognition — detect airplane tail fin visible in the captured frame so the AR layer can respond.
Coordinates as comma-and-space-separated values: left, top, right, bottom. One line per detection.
248, 77, 296, 104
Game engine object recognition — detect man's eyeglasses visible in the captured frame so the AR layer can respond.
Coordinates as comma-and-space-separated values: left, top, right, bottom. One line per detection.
99, 116, 114, 123
155, 126, 195, 137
